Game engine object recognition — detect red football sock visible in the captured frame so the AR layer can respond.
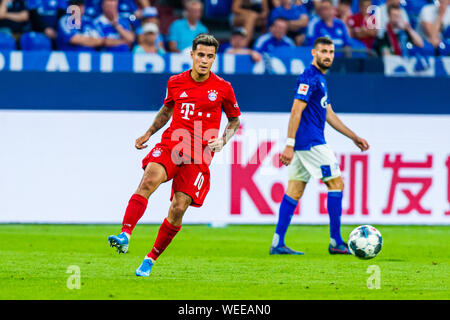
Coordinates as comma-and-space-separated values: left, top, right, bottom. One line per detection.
147, 218, 182, 261
121, 194, 148, 235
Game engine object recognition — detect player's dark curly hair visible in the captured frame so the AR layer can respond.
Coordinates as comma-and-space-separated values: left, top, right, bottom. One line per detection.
192, 34, 219, 53
313, 37, 334, 48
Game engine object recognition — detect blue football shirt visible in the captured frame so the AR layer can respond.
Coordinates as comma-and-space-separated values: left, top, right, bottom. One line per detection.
84, 0, 137, 19
56, 14, 102, 51
293, 64, 330, 151
26, 0, 67, 29
94, 14, 132, 52
253, 32, 295, 53
268, 4, 308, 30
306, 17, 351, 49
167, 18, 208, 51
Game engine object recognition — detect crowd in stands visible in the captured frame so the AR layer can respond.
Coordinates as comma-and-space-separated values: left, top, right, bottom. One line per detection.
0, 0, 448, 57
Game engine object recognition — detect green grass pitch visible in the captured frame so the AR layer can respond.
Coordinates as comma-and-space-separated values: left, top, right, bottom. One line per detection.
0, 224, 448, 300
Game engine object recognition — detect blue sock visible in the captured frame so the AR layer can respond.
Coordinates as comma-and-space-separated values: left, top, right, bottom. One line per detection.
272, 194, 298, 248
327, 190, 344, 245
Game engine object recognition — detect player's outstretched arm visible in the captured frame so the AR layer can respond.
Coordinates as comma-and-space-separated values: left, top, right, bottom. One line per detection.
326, 104, 369, 152
208, 116, 240, 152
280, 99, 307, 166
135, 105, 174, 149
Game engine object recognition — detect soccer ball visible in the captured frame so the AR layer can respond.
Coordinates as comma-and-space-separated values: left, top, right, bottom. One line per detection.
348, 225, 382, 260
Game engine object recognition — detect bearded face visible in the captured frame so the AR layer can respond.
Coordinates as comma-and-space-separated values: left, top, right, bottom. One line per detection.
313, 43, 335, 70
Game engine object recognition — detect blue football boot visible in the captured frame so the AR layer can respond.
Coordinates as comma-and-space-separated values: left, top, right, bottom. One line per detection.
108, 232, 129, 254
328, 241, 351, 255
135, 258, 154, 277
270, 245, 305, 255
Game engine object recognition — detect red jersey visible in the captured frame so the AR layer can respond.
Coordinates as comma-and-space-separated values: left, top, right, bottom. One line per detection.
161, 70, 241, 165
347, 13, 376, 49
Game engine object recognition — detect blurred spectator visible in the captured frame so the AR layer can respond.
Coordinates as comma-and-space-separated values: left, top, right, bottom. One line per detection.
117, 0, 137, 20
167, 0, 207, 52
232, 0, 269, 43
347, 0, 377, 49
132, 22, 164, 53
306, 0, 352, 54
224, 26, 262, 61
351, 0, 383, 14
85, 0, 141, 20
140, 5, 157, 25
130, 0, 150, 16
94, 0, 135, 51
416, 0, 449, 51
335, 0, 352, 37
27, 0, 67, 41
307, 0, 338, 17
269, 0, 309, 46
309, 0, 321, 17
376, 4, 424, 56
135, 6, 164, 50
137, 0, 152, 6
84, 0, 102, 17
376, 0, 410, 38
0, 0, 29, 35
404, 0, 428, 27
335, 0, 352, 23
57, 0, 104, 51
118, 0, 157, 24
253, 17, 294, 53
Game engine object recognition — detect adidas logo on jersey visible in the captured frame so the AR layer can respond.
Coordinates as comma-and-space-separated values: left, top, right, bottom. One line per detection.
180, 91, 188, 98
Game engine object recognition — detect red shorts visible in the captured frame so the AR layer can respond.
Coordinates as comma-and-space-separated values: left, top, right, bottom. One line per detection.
142, 143, 210, 207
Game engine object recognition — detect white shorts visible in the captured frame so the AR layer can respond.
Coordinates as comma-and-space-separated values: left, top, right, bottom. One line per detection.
288, 144, 341, 182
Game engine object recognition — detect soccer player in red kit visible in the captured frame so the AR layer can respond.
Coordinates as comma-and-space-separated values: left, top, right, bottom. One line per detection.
108, 34, 241, 277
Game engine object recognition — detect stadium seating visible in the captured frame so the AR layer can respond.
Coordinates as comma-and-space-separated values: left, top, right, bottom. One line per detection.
20, 32, 52, 51
438, 41, 450, 56
0, 0, 446, 58
407, 40, 436, 57
0, 32, 17, 51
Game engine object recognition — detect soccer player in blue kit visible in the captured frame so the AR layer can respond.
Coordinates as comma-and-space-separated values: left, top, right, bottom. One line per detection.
270, 37, 370, 255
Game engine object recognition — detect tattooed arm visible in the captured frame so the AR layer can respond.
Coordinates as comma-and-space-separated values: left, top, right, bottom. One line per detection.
135, 105, 174, 149
208, 116, 240, 152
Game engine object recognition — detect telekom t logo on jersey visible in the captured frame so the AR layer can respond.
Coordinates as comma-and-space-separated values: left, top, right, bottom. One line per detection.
181, 103, 195, 120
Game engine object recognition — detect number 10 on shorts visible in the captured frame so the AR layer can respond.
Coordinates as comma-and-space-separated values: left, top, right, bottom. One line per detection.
194, 172, 204, 190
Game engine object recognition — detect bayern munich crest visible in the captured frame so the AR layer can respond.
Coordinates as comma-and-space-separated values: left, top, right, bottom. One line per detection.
208, 90, 218, 101
152, 148, 162, 157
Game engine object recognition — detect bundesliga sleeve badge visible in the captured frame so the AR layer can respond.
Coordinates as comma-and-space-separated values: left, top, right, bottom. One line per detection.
298, 83, 309, 95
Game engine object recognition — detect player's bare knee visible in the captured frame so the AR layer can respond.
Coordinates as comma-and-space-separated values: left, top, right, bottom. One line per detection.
326, 177, 344, 191
139, 175, 160, 193
335, 178, 344, 190
168, 193, 191, 222
286, 180, 306, 200
168, 202, 188, 223
139, 167, 166, 193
